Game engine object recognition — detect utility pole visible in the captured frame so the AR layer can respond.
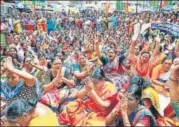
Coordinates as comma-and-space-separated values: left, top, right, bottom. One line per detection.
135, 0, 139, 14
159, 0, 162, 12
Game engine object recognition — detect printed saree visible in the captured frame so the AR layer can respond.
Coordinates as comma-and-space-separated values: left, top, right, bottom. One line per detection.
58, 81, 118, 126
100, 55, 130, 92
117, 106, 157, 126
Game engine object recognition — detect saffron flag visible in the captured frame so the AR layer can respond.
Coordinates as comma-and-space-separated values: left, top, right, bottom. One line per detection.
105, 1, 110, 15
125, 0, 128, 13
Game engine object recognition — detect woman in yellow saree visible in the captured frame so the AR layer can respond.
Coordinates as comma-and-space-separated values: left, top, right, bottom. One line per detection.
58, 67, 118, 126
13, 17, 22, 34
142, 87, 179, 126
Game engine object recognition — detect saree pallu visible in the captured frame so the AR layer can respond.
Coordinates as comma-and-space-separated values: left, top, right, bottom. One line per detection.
157, 117, 179, 126
40, 88, 69, 112
40, 85, 83, 112
171, 101, 179, 119
118, 106, 157, 126
58, 93, 119, 126
106, 74, 130, 92
26, 24, 34, 31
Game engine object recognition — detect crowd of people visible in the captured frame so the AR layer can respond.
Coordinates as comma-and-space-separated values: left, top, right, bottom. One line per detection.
0, 8, 179, 126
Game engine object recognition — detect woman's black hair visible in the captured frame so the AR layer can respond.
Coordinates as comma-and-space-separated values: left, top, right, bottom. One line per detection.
38, 52, 45, 59
23, 55, 33, 65
149, 105, 162, 119
47, 57, 59, 69
91, 66, 112, 83
127, 75, 149, 103
162, 56, 173, 64
141, 51, 151, 58
5, 99, 37, 122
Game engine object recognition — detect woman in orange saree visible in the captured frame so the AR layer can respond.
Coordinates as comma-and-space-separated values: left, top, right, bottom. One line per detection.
58, 67, 119, 126
128, 35, 161, 79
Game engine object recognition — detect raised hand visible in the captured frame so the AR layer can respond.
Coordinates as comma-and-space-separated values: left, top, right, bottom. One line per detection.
120, 95, 128, 115
84, 77, 94, 91
171, 58, 179, 78
5, 57, 14, 72
155, 34, 161, 42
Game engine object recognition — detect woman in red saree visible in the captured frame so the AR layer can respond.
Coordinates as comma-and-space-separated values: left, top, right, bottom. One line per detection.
58, 67, 119, 126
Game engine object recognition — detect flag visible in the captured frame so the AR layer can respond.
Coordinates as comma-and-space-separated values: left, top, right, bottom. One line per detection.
125, 0, 129, 13
105, 1, 110, 15
167, 0, 173, 6
151, 1, 160, 11
29, 0, 35, 13
116, 0, 121, 11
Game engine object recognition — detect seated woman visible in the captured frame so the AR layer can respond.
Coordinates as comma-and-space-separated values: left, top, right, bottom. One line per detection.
84, 43, 102, 65
142, 87, 179, 126
167, 58, 179, 119
58, 67, 118, 126
72, 52, 95, 85
2, 99, 59, 126
40, 57, 75, 111
106, 75, 156, 126
151, 57, 173, 96
128, 35, 161, 79
0, 57, 42, 105
9, 45, 22, 68
95, 39, 130, 92
22, 56, 47, 85
175, 40, 179, 57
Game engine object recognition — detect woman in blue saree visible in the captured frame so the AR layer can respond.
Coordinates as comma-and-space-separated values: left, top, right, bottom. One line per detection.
106, 75, 157, 126
95, 39, 130, 92
1, 57, 42, 104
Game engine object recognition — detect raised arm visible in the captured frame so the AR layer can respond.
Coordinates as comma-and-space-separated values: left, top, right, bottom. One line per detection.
85, 80, 111, 109
30, 62, 46, 72
175, 40, 179, 57
95, 39, 102, 58
151, 36, 161, 60
43, 69, 62, 93
105, 103, 121, 126
168, 58, 179, 102
128, 37, 137, 63
5, 57, 35, 87
89, 89, 111, 109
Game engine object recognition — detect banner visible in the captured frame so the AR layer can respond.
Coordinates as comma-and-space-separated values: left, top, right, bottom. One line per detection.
151, 22, 179, 37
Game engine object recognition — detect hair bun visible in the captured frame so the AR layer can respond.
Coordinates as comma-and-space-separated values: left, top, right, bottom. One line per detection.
130, 75, 144, 89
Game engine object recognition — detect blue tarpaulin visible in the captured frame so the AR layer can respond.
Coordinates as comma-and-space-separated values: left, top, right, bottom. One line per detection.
161, 5, 174, 11
151, 22, 179, 37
